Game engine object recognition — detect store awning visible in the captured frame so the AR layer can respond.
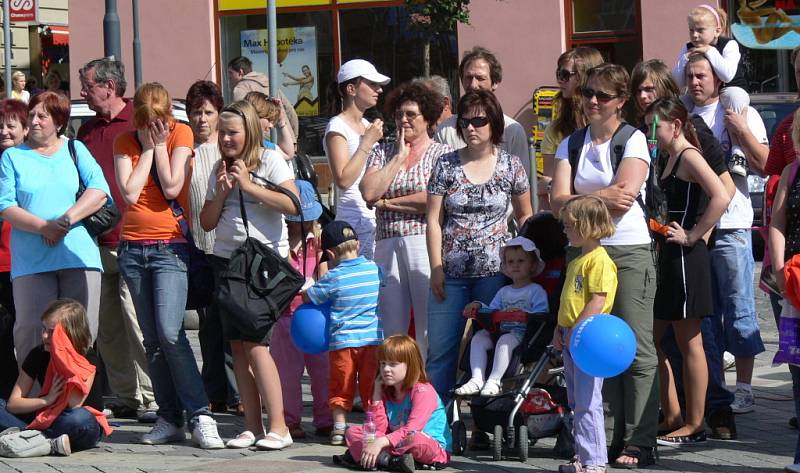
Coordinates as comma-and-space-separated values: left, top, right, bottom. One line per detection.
44, 25, 69, 46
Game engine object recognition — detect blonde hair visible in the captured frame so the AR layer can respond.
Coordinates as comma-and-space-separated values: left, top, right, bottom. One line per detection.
11, 71, 25, 82
332, 227, 359, 257
41, 299, 92, 355
560, 195, 616, 241
791, 108, 800, 155
219, 100, 264, 170
501, 245, 542, 279
243, 91, 281, 123
133, 82, 174, 129
689, 5, 728, 33
377, 335, 428, 393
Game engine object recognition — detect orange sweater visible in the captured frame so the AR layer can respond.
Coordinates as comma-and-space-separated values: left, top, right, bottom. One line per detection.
27, 325, 112, 436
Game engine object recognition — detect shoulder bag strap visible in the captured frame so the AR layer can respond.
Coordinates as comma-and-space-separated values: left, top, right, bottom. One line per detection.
68, 139, 86, 194
567, 126, 588, 195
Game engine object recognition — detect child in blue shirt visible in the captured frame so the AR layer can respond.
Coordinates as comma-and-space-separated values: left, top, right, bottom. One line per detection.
304, 220, 383, 446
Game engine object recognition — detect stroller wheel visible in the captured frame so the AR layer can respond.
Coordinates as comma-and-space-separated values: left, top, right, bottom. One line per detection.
492, 425, 503, 461
517, 425, 529, 463
451, 420, 467, 456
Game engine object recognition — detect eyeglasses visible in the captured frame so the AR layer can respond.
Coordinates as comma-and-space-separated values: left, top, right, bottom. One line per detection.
556, 68, 577, 82
394, 110, 420, 121
580, 87, 619, 103
457, 116, 490, 129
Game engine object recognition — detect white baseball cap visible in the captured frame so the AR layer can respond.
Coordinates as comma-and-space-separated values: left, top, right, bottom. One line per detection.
337, 59, 390, 85
503, 236, 546, 277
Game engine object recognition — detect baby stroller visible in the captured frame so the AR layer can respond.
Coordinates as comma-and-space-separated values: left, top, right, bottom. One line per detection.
449, 308, 574, 462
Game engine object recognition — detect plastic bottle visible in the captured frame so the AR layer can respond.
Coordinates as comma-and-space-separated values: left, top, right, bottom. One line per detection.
363, 412, 377, 471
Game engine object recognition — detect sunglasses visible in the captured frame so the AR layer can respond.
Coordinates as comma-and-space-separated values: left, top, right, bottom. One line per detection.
580, 87, 619, 103
457, 116, 490, 129
556, 68, 577, 82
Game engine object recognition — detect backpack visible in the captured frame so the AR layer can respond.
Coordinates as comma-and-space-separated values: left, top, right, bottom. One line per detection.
567, 123, 668, 237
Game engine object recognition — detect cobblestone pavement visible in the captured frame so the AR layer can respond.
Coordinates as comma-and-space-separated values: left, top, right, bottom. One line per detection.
1, 263, 795, 472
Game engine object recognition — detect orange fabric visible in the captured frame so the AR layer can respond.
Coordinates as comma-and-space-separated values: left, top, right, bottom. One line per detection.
328, 345, 378, 411
113, 123, 195, 241
27, 325, 112, 436
785, 254, 800, 311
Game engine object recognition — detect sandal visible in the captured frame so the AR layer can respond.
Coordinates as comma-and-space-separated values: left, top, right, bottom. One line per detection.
611, 445, 656, 469
455, 378, 482, 396
480, 379, 502, 397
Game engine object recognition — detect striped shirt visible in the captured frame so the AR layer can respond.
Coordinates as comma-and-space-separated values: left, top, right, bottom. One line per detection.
306, 255, 383, 350
188, 142, 219, 254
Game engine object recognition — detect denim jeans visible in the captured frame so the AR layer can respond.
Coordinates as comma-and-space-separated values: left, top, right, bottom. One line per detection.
709, 229, 765, 358
660, 319, 734, 412
118, 241, 210, 428
426, 273, 506, 402
0, 401, 101, 452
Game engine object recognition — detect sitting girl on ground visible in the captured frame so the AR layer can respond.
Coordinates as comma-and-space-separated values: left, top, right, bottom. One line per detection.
0, 299, 111, 458
335, 335, 450, 472
455, 236, 549, 397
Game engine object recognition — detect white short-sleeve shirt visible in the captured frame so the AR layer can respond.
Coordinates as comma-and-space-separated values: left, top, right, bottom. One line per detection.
692, 101, 768, 229
206, 148, 294, 259
555, 127, 652, 246
323, 115, 376, 221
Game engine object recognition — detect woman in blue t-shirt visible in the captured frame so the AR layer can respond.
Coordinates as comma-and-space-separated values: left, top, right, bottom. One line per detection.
0, 91, 110, 367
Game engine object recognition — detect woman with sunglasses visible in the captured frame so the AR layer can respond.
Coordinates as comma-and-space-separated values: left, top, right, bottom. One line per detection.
550, 63, 658, 468
426, 89, 532, 401
359, 82, 451, 360
324, 59, 390, 259
542, 47, 603, 179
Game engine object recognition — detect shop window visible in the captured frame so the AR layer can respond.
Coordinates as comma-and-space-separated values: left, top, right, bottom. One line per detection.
565, 0, 642, 72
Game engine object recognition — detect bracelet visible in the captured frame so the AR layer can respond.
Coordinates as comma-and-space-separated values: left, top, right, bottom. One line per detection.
358, 147, 370, 155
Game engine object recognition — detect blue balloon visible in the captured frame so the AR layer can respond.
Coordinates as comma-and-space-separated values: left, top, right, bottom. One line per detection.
569, 315, 636, 378
291, 303, 331, 354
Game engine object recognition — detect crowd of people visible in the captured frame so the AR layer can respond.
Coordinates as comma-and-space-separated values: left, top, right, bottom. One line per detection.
0, 3, 799, 472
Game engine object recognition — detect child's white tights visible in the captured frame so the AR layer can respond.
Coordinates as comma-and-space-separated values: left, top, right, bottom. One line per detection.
469, 330, 521, 383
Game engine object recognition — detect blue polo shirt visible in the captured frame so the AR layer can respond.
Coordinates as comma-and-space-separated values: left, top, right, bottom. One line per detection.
306, 255, 383, 350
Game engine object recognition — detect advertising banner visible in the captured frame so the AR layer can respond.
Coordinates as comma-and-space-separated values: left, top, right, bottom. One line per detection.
240, 27, 319, 116
9, 0, 38, 23
732, 1, 800, 49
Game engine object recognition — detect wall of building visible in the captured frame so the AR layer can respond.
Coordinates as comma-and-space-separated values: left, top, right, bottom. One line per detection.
641, 0, 716, 68
0, 0, 69, 71
68, 0, 216, 99
457, 0, 564, 135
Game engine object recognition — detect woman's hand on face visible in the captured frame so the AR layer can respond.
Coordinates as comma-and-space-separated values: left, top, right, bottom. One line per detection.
430, 266, 446, 302
137, 128, 154, 151
394, 127, 410, 166
363, 119, 384, 147
42, 374, 65, 405
150, 119, 169, 146
215, 160, 234, 197
41, 219, 68, 246
228, 159, 253, 191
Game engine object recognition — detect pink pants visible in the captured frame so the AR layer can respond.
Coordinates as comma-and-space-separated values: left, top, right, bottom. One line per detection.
271, 317, 333, 428
346, 425, 449, 465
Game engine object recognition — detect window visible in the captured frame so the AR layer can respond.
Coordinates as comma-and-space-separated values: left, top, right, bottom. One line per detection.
565, 0, 642, 72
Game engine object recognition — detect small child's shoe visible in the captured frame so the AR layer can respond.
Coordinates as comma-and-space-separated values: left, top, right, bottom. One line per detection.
455, 378, 483, 396
330, 427, 346, 446
480, 379, 502, 397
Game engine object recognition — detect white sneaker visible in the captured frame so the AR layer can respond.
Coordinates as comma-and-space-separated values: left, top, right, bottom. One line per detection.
455, 378, 483, 396
226, 430, 257, 449
729, 153, 748, 177
723, 351, 736, 371
731, 388, 755, 414
141, 418, 185, 445
192, 415, 224, 449
50, 434, 71, 456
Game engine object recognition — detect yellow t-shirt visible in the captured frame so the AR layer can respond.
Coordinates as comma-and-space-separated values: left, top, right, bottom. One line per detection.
558, 246, 618, 328
541, 122, 562, 155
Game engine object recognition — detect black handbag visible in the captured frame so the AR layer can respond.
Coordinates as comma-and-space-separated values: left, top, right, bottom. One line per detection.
147, 149, 214, 310
68, 139, 121, 237
215, 182, 305, 335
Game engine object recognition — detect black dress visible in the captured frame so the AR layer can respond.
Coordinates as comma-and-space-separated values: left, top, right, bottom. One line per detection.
654, 149, 714, 321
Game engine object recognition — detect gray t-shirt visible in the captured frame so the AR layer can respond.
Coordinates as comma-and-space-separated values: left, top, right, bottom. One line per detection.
206, 148, 294, 259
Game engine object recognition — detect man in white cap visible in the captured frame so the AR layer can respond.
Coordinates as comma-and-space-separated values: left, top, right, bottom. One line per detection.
434, 46, 531, 177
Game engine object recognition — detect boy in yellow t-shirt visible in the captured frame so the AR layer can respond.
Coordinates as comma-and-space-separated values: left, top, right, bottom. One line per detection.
553, 195, 617, 473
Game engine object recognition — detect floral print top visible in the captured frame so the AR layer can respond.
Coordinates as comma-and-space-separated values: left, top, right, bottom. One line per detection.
427, 149, 529, 278
366, 141, 452, 240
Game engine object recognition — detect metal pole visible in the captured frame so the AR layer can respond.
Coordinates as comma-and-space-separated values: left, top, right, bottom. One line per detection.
103, 0, 121, 61
132, 0, 141, 88
267, 0, 278, 143
3, 0, 11, 98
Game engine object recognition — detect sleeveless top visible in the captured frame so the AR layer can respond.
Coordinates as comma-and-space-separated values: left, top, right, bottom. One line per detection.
686, 37, 748, 90
660, 148, 703, 232
784, 165, 800, 261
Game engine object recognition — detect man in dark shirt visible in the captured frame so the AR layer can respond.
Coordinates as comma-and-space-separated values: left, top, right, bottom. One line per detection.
77, 58, 156, 422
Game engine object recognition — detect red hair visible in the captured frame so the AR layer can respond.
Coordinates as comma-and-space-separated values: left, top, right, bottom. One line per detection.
0, 99, 28, 128
28, 91, 70, 134
377, 335, 429, 393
